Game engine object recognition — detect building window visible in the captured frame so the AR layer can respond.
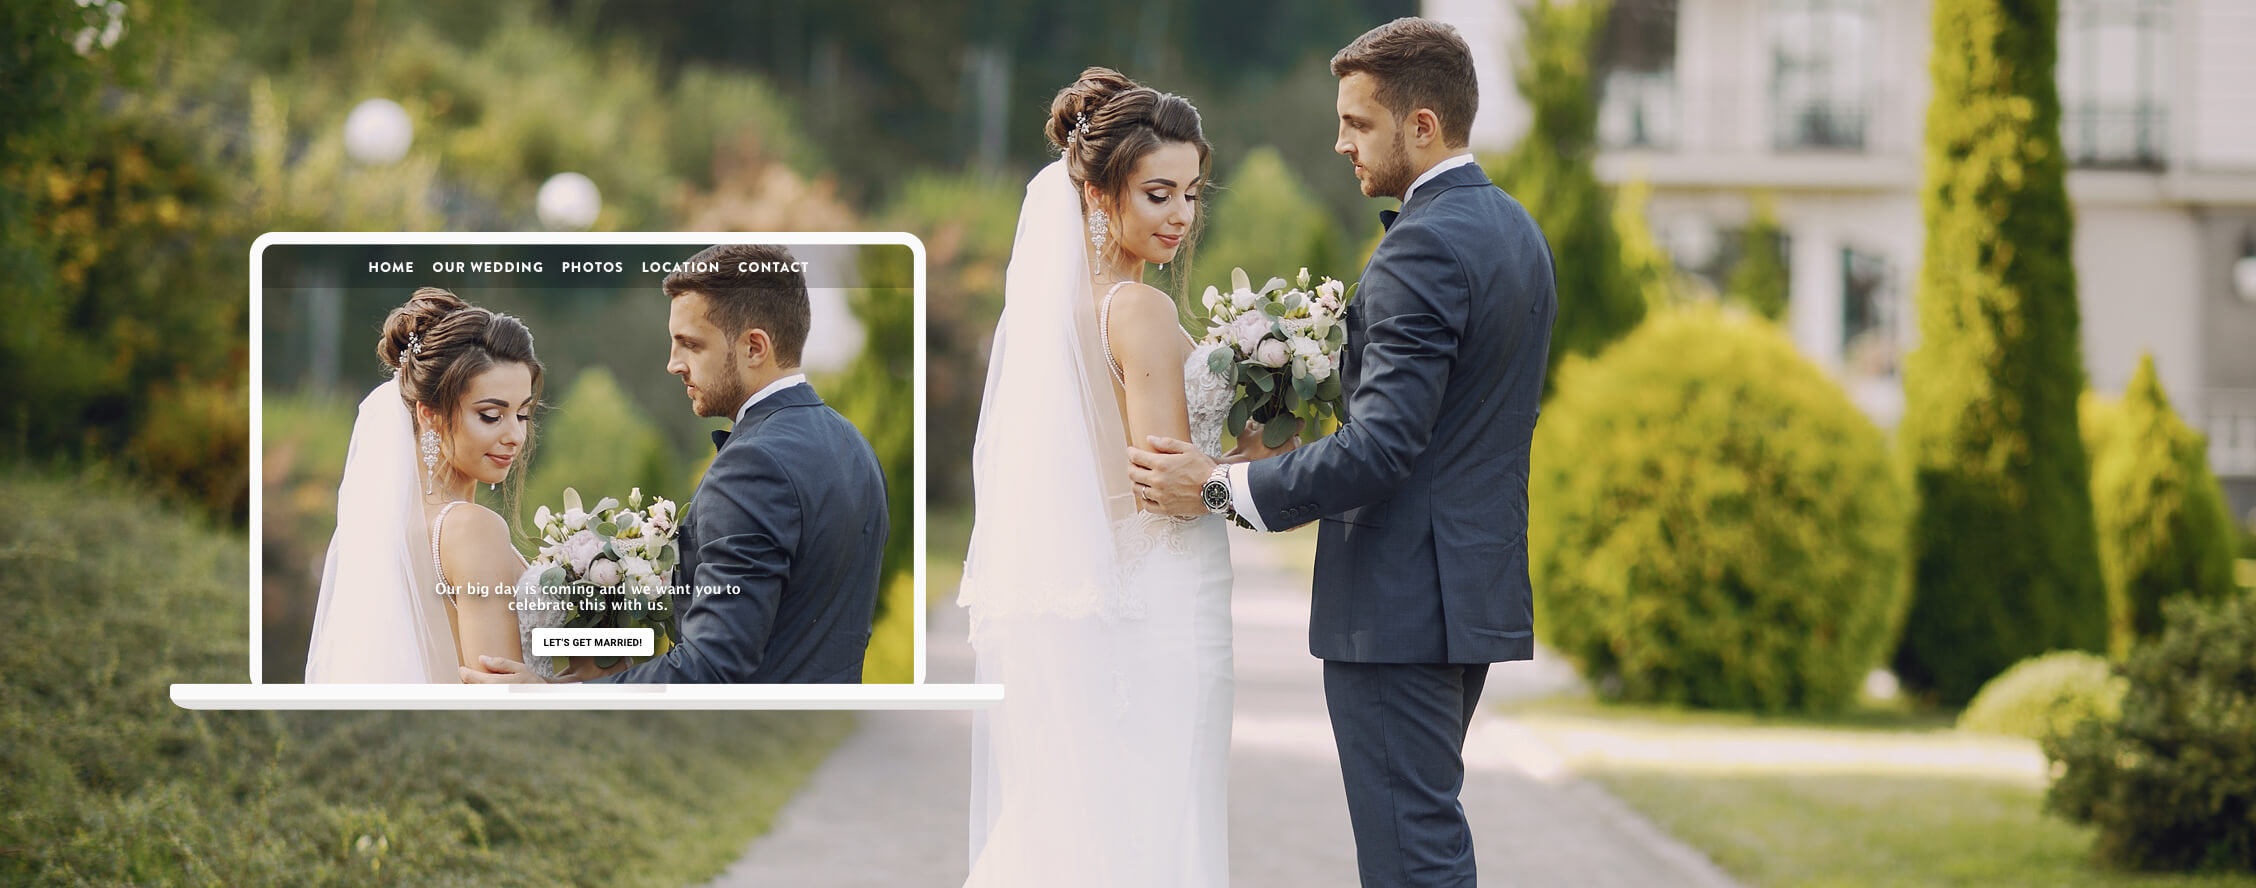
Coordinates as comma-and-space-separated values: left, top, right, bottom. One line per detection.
2060, 0, 2170, 169
1842, 246, 1898, 380
1770, 0, 1873, 151
1598, 0, 1679, 149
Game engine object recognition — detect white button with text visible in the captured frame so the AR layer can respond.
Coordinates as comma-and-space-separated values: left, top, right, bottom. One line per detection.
531, 628, 653, 657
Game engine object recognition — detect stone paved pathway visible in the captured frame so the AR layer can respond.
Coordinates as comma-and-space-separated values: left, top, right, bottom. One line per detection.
707, 530, 1740, 887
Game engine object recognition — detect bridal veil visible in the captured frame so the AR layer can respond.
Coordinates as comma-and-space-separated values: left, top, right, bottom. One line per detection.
303, 377, 458, 682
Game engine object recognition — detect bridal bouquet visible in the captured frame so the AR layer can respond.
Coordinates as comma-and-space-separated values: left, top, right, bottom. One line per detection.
527, 487, 682, 666
1198, 267, 1357, 448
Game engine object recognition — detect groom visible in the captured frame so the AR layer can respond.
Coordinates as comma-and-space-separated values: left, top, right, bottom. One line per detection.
467, 243, 889, 684
1130, 18, 1555, 887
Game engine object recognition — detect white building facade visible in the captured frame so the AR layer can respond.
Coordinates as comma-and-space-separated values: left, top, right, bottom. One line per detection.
1430, 0, 2256, 518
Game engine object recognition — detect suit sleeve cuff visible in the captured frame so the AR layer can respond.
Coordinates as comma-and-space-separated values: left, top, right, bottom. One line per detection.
1229, 462, 1269, 532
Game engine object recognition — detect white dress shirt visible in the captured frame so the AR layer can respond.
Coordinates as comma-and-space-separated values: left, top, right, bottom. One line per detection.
732, 373, 809, 427
1224, 153, 1478, 531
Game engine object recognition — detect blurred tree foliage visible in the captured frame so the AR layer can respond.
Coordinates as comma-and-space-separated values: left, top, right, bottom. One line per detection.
1194, 146, 1348, 309
1531, 306, 1909, 714
882, 173, 1023, 504
558, 0, 1410, 216
2080, 355, 2241, 660
819, 244, 918, 609
1613, 178, 1689, 312
2, 2, 250, 523
519, 366, 678, 536
1896, 0, 2106, 705
1491, 0, 1644, 397
1724, 193, 1788, 321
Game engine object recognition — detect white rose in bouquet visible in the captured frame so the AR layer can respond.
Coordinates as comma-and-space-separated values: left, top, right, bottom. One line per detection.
586, 558, 622, 587
1227, 312, 1270, 353
1254, 339, 1290, 368
564, 529, 603, 575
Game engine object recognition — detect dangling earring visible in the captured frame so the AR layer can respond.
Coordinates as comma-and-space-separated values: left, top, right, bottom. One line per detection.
421, 428, 441, 496
1088, 208, 1110, 279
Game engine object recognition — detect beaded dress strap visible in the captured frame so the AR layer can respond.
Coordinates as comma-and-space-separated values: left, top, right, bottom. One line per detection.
431, 500, 467, 594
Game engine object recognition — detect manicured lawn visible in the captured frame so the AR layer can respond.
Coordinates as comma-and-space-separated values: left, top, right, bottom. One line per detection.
0, 469, 852, 885
1509, 697, 2256, 888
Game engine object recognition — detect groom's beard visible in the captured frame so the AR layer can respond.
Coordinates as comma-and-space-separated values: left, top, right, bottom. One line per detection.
1362, 129, 1415, 200
692, 373, 751, 419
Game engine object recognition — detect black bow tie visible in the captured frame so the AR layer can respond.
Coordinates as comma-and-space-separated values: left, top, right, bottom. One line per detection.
711, 429, 730, 451
1380, 209, 1399, 231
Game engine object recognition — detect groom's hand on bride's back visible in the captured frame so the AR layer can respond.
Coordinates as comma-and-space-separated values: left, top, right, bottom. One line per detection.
1126, 436, 1213, 517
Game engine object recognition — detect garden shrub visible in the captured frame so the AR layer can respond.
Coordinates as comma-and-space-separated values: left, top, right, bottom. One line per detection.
1531, 306, 1909, 713
1957, 650, 2123, 741
2045, 593, 2256, 872
2081, 355, 2241, 659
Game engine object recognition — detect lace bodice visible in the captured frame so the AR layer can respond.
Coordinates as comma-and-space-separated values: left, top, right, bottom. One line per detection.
1182, 341, 1231, 460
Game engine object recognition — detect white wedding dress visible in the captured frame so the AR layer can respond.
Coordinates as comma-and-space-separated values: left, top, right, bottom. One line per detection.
961, 160, 1236, 887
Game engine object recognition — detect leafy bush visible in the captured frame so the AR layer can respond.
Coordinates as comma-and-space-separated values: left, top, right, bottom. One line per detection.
1896, 0, 2107, 704
1531, 306, 1910, 713
1957, 651, 2124, 741
0, 469, 849, 885
2044, 593, 2256, 872
2082, 355, 2243, 660
132, 377, 252, 524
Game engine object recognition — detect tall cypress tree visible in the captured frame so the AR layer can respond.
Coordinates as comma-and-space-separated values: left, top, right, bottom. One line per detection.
1492, 0, 1643, 392
1895, 0, 2107, 704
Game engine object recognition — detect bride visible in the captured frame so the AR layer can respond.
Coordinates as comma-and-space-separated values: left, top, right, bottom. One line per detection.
961, 68, 1281, 886
303, 288, 545, 683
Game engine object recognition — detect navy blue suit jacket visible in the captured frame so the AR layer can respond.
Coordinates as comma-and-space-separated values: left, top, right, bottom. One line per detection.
594, 383, 888, 683
1245, 161, 1556, 664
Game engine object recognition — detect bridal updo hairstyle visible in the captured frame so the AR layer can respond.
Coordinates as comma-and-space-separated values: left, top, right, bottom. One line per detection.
1046, 67, 1211, 279
378, 287, 544, 510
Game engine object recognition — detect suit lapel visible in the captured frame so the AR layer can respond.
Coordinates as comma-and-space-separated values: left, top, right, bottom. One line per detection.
1339, 161, 1492, 414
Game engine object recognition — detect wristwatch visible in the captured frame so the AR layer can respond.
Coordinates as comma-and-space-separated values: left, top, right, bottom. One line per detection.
1202, 465, 1254, 529
1202, 465, 1233, 515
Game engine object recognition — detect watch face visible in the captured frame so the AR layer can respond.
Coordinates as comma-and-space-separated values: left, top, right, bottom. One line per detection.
1202, 479, 1230, 511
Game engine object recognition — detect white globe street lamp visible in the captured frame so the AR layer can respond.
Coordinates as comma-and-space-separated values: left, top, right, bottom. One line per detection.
537, 172, 602, 230
342, 98, 413, 166
2233, 232, 2256, 306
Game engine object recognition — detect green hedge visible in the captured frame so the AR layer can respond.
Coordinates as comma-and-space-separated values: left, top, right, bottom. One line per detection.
2045, 593, 2256, 872
1957, 650, 2124, 741
0, 469, 849, 885
2082, 355, 2242, 659
1531, 306, 1909, 713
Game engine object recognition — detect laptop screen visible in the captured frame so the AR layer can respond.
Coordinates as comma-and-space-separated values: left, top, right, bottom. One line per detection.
251, 234, 924, 693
